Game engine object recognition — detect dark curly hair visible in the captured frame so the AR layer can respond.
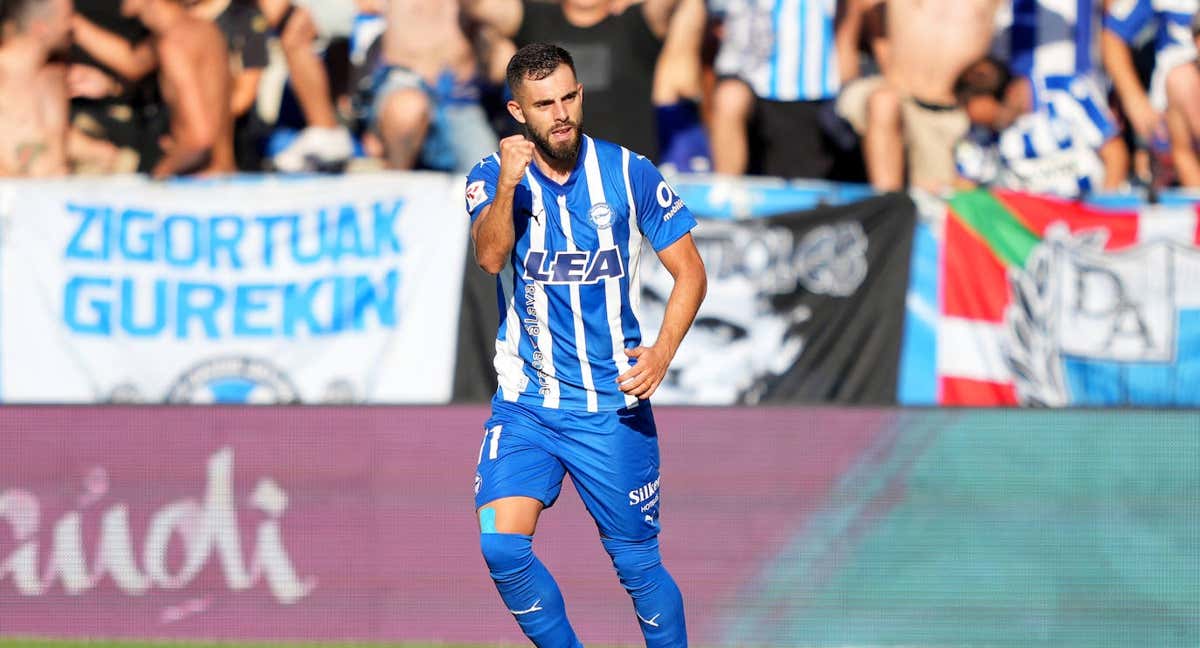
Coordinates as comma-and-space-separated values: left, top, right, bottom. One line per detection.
506, 42, 576, 95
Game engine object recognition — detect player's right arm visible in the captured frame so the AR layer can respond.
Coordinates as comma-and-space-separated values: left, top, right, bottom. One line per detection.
469, 134, 534, 274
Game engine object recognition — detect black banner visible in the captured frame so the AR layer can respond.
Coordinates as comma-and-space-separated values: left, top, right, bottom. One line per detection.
454, 192, 915, 405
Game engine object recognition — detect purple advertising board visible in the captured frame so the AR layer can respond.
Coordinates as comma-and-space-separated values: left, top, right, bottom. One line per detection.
0, 406, 890, 645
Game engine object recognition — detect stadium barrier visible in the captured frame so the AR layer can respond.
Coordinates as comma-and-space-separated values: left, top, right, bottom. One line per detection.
3, 174, 1200, 407
0, 406, 1196, 646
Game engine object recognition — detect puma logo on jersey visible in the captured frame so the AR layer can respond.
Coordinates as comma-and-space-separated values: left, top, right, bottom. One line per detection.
523, 248, 625, 284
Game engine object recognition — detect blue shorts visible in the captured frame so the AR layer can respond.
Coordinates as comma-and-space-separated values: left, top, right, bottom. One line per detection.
474, 398, 662, 542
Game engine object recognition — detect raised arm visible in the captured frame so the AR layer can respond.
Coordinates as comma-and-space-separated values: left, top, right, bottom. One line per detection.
471, 135, 533, 274
651, 0, 706, 104
461, 0, 525, 39
71, 14, 158, 82
835, 0, 865, 84
641, 0, 684, 40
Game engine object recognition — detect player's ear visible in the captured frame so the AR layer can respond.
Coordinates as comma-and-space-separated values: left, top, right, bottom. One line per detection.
507, 99, 526, 125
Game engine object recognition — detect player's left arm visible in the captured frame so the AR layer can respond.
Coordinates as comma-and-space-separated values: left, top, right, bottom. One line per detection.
617, 233, 707, 398
618, 156, 706, 399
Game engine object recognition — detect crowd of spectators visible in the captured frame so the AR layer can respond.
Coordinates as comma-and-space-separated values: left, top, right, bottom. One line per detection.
1, 0, 1199, 197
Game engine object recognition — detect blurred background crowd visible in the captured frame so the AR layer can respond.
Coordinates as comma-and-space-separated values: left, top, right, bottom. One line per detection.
1, 0, 1198, 196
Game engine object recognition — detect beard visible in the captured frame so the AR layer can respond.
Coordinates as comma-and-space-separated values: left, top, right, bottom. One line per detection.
525, 118, 583, 165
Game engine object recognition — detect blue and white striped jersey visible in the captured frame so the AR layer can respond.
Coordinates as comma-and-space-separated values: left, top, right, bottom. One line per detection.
955, 89, 1106, 198
714, 0, 839, 102
1105, 0, 1199, 109
465, 136, 697, 412
995, 0, 1104, 86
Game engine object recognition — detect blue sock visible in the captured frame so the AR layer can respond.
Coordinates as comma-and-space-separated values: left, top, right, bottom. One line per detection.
480, 532, 582, 648
602, 536, 687, 647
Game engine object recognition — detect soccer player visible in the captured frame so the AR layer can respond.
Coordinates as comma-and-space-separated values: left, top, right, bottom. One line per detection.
465, 42, 707, 647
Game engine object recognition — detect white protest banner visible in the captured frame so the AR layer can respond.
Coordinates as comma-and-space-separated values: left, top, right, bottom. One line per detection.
0, 172, 467, 403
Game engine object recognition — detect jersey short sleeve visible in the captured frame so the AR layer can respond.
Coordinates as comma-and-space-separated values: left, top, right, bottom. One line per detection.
465, 155, 500, 223
629, 154, 697, 251
1104, 0, 1154, 44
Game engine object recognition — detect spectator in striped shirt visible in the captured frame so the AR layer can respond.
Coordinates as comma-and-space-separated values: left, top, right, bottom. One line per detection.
953, 56, 1108, 198
710, 0, 861, 179
990, 0, 1129, 190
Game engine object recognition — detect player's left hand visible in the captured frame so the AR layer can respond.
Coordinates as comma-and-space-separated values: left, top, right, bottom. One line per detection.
616, 344, 672, 400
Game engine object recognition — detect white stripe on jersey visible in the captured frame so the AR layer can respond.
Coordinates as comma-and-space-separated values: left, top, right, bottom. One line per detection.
496, 263, 522, 401
777, 0, 803, 101
525, 171, 561, 408
745, 0, 772, 98
584, 138, 638, 409
803, 0, 826, 99
621, 148, 646, 339
557, 193, 599, 412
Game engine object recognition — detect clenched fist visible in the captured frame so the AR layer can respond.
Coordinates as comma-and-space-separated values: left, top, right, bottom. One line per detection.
499, 134, 535, 189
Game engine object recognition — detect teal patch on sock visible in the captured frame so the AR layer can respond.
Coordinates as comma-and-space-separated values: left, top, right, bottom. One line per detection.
479, 507, 498, 534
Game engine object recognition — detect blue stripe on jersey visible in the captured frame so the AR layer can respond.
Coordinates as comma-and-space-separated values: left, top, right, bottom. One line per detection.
796, 0, 806, 99
1104, 0, 1154, 45
1011, 0, 1037, 78
510, 192, 545, 402
494, 274, 508, 342
1075, 0, 1092, 74
1077, 88, 1113, 140
1157, 10, 1194, 52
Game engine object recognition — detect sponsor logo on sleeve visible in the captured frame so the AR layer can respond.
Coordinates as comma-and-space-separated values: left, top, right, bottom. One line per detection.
656, 181, 685, 220
655, 181, 674, 208
466, 180, 488, 212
